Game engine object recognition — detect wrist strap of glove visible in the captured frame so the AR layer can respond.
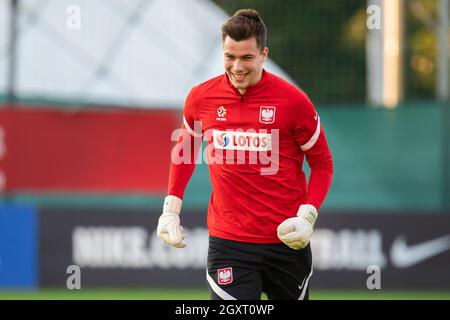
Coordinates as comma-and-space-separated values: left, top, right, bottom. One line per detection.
163, 195, 182, 215
297, 204, 318, 226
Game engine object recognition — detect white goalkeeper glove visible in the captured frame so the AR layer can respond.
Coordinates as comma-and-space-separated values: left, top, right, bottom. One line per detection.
277, 204, 318, 250
157, 195, 186, 248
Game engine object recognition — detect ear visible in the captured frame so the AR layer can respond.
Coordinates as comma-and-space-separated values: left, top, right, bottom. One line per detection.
261, 47, 269, 62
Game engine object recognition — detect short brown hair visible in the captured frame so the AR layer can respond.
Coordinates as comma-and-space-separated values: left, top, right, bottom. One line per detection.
221, 9, 267, 52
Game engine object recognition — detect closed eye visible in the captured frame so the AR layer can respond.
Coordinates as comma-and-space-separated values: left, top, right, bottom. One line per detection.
224, 54, 255, 60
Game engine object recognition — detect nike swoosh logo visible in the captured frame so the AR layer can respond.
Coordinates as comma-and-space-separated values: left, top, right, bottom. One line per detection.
298, 275, 307, 290
390, 235, 450, 268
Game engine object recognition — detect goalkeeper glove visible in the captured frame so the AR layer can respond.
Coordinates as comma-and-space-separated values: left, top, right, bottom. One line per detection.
157, 195, 186, 248
277, 204, 318, 250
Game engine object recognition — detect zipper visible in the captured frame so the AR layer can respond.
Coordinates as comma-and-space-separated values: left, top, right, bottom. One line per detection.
238, 94, 244, 125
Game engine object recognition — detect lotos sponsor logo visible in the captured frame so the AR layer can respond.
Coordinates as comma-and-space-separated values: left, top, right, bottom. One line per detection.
216, 133, 230, 148
213, 130, 271, 151
171, 123, 280, 175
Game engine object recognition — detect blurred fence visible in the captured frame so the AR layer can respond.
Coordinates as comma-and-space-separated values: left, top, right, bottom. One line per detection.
214, 0, 449, 104
1, 0, 448, 105
214, 0, 368, 104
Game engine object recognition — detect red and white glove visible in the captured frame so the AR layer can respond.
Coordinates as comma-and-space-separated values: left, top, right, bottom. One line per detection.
157, 195, 186, 248
277, 204, 318, 250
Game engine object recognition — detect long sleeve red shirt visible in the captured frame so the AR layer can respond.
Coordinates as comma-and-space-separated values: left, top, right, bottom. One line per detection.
168, 70, 333, 243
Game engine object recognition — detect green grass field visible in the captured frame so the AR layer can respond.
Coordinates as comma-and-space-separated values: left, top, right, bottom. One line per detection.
1, 289, 450, 300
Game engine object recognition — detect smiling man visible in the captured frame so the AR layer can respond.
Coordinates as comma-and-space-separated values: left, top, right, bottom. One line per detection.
157, 9, 333, 300
223, 36, 268, 94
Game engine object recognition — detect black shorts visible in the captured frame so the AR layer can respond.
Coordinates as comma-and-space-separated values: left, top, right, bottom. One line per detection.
206, 235, 313, 300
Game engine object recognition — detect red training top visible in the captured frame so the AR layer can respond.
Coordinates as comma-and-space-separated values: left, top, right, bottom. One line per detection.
168, 70, 333, 243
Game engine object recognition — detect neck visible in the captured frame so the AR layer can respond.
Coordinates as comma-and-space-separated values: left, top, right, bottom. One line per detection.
238, 88, 247, 95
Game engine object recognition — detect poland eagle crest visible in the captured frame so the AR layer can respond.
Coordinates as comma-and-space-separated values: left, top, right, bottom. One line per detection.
259, 106, 276, 124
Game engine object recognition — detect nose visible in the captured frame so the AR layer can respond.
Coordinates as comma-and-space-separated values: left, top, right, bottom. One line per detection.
232, 60, 244, 73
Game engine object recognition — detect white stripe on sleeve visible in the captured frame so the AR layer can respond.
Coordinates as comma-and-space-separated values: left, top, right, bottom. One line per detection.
183, 116, 203, 137
300, 117, 321, 151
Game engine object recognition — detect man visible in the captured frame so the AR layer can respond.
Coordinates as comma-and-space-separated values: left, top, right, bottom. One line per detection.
157, 9, 333, 300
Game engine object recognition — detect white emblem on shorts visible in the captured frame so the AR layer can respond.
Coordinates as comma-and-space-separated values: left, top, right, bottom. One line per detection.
217, 267, 233, 285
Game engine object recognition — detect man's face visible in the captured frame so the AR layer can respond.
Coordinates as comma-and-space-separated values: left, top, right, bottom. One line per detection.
223, 36, 268, 94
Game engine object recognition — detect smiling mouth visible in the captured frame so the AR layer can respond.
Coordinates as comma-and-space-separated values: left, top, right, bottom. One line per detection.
232, 72, 249, 81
